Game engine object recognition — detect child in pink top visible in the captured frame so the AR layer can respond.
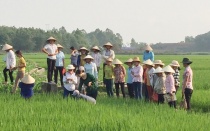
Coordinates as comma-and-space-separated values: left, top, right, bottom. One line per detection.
163, 65, 177, 108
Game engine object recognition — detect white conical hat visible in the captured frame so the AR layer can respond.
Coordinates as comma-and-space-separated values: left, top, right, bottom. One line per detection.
153, 67, 164, 73
56, 44, 63, 48
113, 59, 123, 65
2, 44, 13, 51
83, 55, 94, 60
21, 74, 35, 84
91, 46, 100, 51
154, 60, 165, 66
163, 65, 175, 73
66, 64, 75, 70
78, 47, 89, 52
143, 59, 154, 66
170, 60, 180, 67
103, 42, 113, 47
144, 44, 153, 51
47, 36, 56, 41
124, 58, 133, 64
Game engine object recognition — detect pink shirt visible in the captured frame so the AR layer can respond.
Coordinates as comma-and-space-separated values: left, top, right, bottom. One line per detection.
183, 65, 193, 90
113, 66, 126, 83
131, 65, 143, 82
165, 74, 176, 93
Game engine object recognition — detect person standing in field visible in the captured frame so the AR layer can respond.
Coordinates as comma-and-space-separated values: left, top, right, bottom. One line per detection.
54, 44, 65, 87
91, 46, 102, 74
143, 44, 154, 62
113, 59, 126, 98
163, 65, 177, 109
143, 59, 155, 101
12, 50, 26, 93
182, 58, 193, 110
131, 57, 143, 99
77, 47, 89, 67
63, 65, 77, 98
104, 58, 114, 97
83, 55, 98, 79
170, 60, 180, 93
102, 42, 115, 84
153, 67, 166, 104
70, 46, 79, 68
42, 36, 58, 83
124, 58, 134, 98
19, 74, 35, 99
2, 44, 16, 84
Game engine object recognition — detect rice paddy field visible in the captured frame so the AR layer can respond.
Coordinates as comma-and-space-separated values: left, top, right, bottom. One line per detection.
0, 53, 210, 130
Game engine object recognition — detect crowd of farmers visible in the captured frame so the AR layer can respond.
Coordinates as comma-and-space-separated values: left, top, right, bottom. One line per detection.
2, 36, 193, 110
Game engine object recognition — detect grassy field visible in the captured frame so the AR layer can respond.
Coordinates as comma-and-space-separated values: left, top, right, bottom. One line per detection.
0, 53, 210, 130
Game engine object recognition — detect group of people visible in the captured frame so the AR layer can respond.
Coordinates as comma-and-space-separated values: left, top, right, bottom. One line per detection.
2, 36, 194, 110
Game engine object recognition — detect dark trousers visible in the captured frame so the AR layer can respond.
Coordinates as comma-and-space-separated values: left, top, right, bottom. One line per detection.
133, 82, 142, 99
87, 90, 98, 100
143, 83, 149, 101
63, 88, 74, 98
168, 101, 177, 108
103, 63, 106, 84
54, 66, 64, 86
158, 94, 165, 104
3, 67, 14, 83
127, 83, 134, 98
184, 88, 193, 110
115, 82, 125, 98
104, 79, 114, 97
47, 58, 56, 82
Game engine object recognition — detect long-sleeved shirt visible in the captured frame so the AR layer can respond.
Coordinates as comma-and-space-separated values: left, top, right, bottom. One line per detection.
84, 62, 98, 79
104, 65, 114, 79
63, 72, 77, 91
91, 52, 102, 67
165, 74, 176, 93
183, 65, 193, 90
146, 67, 155, 86
143, 51, 154, 61
126, 67, 133, 84
113, 65, 126, 83
131, 65, 143, 82
70, 50, 79, 66
154, 75, 166, 94
6, 50, 16, 69
55, 51, 65, 67
102, 49, 115, 62
173, 69, 180, 87
78, 73, 97, 93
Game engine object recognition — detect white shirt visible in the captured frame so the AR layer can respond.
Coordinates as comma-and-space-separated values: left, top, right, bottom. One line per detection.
63, 72, 77, 91
102, 49, 115, 62
6, 50, 16, 69
84, 62, 98, 79
44, 44, 57, 60
91, 52, 102, 67
148, 67, 155, 87
55, 51, 65, 67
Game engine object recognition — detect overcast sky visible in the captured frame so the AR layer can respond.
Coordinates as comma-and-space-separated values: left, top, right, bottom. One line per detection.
1, 0, 210, 44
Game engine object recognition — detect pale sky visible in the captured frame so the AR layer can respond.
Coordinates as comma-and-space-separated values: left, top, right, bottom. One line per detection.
1, 0, 210, 44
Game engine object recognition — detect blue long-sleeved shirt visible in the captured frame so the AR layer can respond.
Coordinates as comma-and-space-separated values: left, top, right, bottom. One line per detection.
143, 51, 154, 61
126, 67, 133, 84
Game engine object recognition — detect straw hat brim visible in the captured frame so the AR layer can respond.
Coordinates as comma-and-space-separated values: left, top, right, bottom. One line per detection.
170, 63, 180, 67
47, 37, 56, 41
2, 44, 13, 51
21, 75, 35, 84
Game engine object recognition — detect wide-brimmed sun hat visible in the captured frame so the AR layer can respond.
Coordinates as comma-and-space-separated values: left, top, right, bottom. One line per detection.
163, 65, 175, 73
181, 58, 192, 64
153, 67, 164, 73
113, 59, 123, 65
91, 46, 101, 51
78, 47, 89, 52
83, 55, 94, 60
170, 60, 180, 67
143, 59, 154, 66
144, 44, 153, 51
124, 58, 133, 64
2, 44, 13, 51
21, 74, 35, 84
66, 65, 75, 70
57, 44, 63, 48
103, 42, 113, 48
132, 57, 141, 62
154, 60, 165, 66
106, 58, 113, 62
47, 36, 56, 41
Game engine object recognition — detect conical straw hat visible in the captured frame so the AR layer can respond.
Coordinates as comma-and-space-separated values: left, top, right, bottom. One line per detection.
113, 59, 123, 65
132, 57, 140, 62
124, 58, 133, 64
170, 60, 180, 67
57, 44, 63, 48
143, 59, 154, 66
21, 74, 35, 84
78, 47, 89, 52
163, 65, 175, 73
103, 42, 113, 47
154, 60, 165, 66
66, 64, 75, 70
83, 55, 94, 60
91, 46, 101, 51
2, 44, 13, 51
47, 36, 56, 41
144, 44, 153, 51
106, 58, 113, 62
153, 67, 164, 73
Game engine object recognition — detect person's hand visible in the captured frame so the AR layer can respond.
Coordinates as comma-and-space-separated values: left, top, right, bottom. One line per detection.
88, 82, 92, 86
67, 78, 73, 81
48, 54, 54, 56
